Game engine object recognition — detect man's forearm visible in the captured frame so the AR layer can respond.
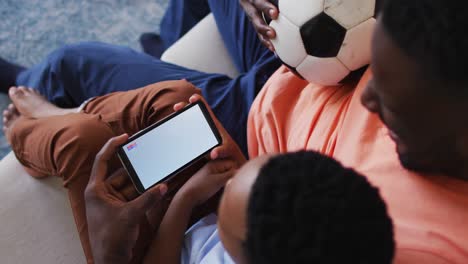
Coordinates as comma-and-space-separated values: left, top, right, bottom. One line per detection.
143, 192, 195, 264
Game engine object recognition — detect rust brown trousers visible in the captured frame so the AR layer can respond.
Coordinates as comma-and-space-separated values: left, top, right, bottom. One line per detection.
10, 80, 201, 263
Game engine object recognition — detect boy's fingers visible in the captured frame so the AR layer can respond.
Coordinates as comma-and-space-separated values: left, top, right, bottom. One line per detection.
189, 94, 202, 104
211, 145, 228, 160
173, 102, 188, 112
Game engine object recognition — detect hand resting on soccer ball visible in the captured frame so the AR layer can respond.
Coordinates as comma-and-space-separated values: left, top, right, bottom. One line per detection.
84, 134, 168, 264
241, 0, 381, 85
239, 0, 279, 51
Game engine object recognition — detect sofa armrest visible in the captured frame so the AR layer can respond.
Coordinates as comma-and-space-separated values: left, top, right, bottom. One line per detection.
161, 14, 240, 79
0, 152, 86, 263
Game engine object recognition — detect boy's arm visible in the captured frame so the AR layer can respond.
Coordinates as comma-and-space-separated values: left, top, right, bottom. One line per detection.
143, 189, 195, 264
143, 160, 236, 264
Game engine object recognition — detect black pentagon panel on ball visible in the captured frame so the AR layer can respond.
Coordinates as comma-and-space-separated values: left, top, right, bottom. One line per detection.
300, 12, 346, 58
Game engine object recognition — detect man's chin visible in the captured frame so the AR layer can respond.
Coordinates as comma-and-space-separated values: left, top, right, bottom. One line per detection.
395, 143, 465, 178
398, 154, 421, 171
397, 151, 451, 176
397, 151, 435, 174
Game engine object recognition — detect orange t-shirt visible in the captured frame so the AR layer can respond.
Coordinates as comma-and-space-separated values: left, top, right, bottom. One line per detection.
247, 66, 468, 264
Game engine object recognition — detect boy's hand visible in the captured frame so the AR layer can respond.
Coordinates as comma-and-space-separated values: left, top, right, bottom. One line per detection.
173, 94, 247, 167
177, 159, 236, 207
85, 134, 168, 264
239, 0, 278, 51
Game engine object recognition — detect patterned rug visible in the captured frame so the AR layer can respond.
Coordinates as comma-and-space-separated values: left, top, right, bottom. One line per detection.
0, 0, 168, 159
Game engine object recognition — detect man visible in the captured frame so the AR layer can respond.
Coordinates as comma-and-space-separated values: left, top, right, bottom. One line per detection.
246, 0, 468, 262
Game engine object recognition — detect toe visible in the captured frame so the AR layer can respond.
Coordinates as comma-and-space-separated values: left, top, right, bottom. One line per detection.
28, 87, 38, 94
8, 86, 18, 97
17, 86, 27, 94
3, 109, 10, 118
9, 86, 26, 100
8, 104, 19, 116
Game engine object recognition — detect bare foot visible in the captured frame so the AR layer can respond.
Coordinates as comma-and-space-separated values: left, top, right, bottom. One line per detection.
8, 86, 77, 118
2, 103, 48, 178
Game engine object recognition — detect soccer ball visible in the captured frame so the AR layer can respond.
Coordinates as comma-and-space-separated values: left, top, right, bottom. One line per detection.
264, 0, 381, 86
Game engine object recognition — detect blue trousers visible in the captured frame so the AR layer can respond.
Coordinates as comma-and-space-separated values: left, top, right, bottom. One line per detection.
16, 0, 281, 155
159, 0, 211, 50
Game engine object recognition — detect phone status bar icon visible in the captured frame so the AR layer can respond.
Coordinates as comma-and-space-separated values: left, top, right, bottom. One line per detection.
127, 142, 138, 151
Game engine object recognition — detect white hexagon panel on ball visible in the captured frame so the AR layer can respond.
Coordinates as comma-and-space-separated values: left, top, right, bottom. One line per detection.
296, 56, 350, 86
337, 18, 376, 71
270, 14, 308, 67
278, 0, 325, 27
324, 0, 376, 29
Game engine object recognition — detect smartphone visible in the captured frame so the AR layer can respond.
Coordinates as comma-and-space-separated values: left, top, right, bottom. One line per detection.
118, 101, 222, 193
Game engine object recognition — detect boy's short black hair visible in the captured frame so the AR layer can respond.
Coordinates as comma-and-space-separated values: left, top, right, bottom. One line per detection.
382, 0, 468, 96
245, 151, 395, 264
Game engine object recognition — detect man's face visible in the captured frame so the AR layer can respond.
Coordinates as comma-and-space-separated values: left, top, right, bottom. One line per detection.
361, 18, 467, 177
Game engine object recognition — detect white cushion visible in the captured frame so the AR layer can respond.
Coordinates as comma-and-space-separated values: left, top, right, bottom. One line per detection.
0, 152, 86, 263
161, 14, 240, 79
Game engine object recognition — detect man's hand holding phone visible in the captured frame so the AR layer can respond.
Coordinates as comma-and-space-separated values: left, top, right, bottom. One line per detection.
86, 96, 246, 264
85, 134, 168, 264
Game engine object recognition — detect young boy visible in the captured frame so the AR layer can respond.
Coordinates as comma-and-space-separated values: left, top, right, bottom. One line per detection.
145, 150, 395, 263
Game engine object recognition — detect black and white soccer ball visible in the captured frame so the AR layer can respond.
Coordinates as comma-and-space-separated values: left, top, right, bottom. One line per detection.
264, 0, 381, 86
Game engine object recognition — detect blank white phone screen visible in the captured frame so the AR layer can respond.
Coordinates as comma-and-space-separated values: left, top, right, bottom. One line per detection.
122, 105, 219, 189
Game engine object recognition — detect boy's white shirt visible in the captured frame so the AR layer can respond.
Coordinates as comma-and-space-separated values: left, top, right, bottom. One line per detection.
181, 213, 235, 264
